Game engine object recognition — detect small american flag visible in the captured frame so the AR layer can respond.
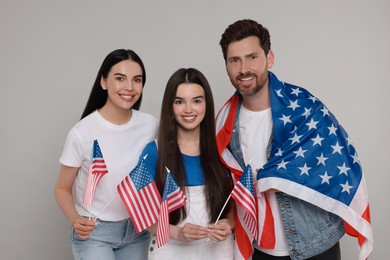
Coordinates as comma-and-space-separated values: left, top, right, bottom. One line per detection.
231, 164, 258, 240
83, 139, 108, 208
157, 169, 187, 247
117, 154, 161, 233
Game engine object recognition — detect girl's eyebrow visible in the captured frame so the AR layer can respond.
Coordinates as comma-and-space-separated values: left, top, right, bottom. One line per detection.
175, 95, 204, 100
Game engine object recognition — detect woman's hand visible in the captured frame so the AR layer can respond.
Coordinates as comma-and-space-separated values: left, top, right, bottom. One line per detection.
71, 216, 96, 240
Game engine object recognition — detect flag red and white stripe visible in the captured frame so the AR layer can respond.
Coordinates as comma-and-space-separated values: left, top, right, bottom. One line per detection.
157, 170, 187, 247
117, 154, 161, 233
230, 164, 258, 240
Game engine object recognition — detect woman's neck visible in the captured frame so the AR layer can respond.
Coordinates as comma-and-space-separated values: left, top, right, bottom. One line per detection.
98, 105, 132, 125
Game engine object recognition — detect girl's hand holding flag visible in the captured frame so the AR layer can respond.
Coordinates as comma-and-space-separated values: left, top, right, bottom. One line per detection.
208, 216, 234, 242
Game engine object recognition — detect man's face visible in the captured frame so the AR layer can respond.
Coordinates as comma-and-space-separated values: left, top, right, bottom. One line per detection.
225, 36, 274, 97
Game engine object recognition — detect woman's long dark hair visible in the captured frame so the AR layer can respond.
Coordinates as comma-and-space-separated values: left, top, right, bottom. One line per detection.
80, 49, 146, 119
155, 68, 233, 224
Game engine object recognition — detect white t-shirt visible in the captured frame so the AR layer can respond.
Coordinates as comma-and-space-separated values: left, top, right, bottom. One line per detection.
59, 110, 158, 221
239, 105, 290, 256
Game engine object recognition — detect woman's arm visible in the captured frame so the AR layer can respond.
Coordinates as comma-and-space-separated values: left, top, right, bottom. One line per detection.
54, 164, 95, 239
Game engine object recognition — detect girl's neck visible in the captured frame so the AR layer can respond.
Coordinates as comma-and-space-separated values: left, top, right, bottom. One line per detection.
177, 129, 200, 156
98, 105, 132, 125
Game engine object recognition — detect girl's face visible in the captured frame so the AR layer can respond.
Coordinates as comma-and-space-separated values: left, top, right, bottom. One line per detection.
173, 83, 206, 133
100, 60, 143, 111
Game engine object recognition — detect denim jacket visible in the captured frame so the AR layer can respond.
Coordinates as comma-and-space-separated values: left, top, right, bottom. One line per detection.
229, 98, 345, 260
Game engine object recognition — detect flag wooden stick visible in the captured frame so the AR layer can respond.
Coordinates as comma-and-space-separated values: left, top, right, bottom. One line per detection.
214, 193, 232, 225
206, 193, 232, 242
88, 183, 94, 220
93, 192, 116, 221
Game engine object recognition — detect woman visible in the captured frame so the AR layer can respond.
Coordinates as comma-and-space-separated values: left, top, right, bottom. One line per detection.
137, 68, 235, 259
54, 49, 157, 259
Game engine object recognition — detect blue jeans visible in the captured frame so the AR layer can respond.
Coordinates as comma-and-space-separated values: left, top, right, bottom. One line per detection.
71, 218, 150, 260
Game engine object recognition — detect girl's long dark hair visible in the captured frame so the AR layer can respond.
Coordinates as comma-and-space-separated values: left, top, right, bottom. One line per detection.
155, 68, 233, 224
80, 49, 146, 120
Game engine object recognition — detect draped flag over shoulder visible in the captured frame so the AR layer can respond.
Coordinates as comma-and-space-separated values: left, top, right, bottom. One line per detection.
231, 164, 258, 242
257, 72, 373, 260
117, 154, 161, 233
216, 94, 275, 260
83, 139, 108, 208
216, 72, 373, 260
157, 169, 187, 248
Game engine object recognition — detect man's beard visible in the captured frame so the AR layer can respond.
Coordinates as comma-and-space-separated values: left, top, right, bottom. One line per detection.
234, 71, 268, 97
239, 83, 261, 96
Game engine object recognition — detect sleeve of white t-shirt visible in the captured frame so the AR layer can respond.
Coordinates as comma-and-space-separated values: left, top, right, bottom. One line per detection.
59, 127, 84, 168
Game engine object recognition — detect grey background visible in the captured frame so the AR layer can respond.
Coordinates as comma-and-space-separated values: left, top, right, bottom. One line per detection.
0, 0, 388, 259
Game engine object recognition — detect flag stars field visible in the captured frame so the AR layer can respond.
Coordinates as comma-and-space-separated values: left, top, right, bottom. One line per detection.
311, 134, 324, 146
289, 133, 302, 144
302, 107, 312, 118
338, 163, 351, 176
275, 89, 283, 97
291, 87, 302, 96
331, 142, 344, 155
288, 100, 300, 111
275, 148, 283, 157
352, 153, 360, 165
319, 171, 333, 184
279, 114, 292, 125
305, 118, 319, 130
293, 147, 307, 158
298, 163, 311, 176
277, 160, 288, 170
340, 181, 353, 194
328, 124, 338, 135
308, 95, 318, 103
316, 153, 328, 166
320, 106, 329, 117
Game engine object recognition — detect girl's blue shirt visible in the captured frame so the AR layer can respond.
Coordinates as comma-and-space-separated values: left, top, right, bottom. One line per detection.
140, 140, 205, 186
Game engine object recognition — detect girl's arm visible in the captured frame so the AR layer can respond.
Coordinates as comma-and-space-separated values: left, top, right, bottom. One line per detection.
54, 164, 95, 240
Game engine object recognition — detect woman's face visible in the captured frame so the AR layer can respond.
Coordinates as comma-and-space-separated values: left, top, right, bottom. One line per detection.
173, 83, 206, 133
100, 59, 143, 111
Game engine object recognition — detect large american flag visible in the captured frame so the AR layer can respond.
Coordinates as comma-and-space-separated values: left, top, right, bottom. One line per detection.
83, 139, 108, 208
117, 154, 161, 233
157, 170, 187, 248
216, 72, 373, 260
230, 164, 258, 242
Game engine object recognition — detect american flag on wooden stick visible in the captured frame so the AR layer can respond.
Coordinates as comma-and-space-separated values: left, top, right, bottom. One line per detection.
83, 139, 108, 208
157, 169, 187, 247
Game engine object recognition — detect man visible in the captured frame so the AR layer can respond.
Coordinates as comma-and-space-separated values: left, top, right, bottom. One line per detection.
215, 19, 372, 260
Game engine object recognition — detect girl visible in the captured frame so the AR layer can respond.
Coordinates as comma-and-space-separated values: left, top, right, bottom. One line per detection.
54, 49, 158, 260
138, 68, 235, 259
